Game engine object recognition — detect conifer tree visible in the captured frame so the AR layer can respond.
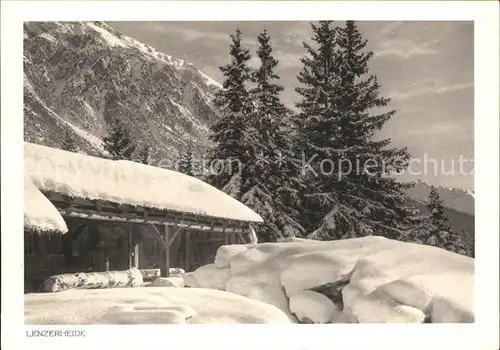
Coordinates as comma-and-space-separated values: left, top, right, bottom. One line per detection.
137, 144, 151, 165
178, 146, 198, 177
103, 117, 136, 160
295, 21, 422, 240
425, 187, 467, 255
207, 28, 253, 191
61, 128, 78, 153
241, 30, 304, 240
103, 90, 136, 160
293, 21, 342, 233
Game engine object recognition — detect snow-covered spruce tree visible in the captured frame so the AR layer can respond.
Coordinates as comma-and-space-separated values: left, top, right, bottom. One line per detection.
293, 21, 343, 234
178, 146, 198, 177
103, 117, 136, 160
103, 93, 136, 160
136, 144, 151, 165
296, 21, 422, 240
61, 128, 79, 153
425, 186, 467, 255
206, 28, 253, 193
240, 30, 305, 241
460, 229, 474, 257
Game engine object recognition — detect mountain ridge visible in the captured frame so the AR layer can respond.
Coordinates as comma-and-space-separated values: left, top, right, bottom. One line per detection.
405, 179, 474, 215
24, 21, 222, 163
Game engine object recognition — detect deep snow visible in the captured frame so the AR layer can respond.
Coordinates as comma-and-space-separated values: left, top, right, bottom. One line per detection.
187, 236, 474, 323
24, 287, 291, 324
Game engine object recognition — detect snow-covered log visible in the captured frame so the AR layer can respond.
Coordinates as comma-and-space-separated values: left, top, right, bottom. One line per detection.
43, 268, 143, 292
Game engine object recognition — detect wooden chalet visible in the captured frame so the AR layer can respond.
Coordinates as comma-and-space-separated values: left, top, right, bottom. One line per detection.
24, 142, 263, 290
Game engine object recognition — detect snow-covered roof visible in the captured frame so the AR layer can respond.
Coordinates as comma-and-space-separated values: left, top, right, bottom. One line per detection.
24, 142, 263, 223
24, 177, 68, 234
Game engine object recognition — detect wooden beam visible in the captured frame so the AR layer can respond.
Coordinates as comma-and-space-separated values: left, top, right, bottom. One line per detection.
47, 191, 255, 230
150, 224, 164, 245
167, 227, 182, 247
60, 208, 248, 232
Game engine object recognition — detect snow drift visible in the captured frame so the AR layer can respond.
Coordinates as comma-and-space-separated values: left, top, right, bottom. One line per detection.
186, 236, 474, 323
25, 287, 291, 324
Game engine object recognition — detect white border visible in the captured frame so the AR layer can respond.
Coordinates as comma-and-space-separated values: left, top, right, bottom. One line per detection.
1, 1, 499, 350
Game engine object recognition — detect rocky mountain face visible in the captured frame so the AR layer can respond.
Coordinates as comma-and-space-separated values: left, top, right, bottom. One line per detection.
24, 21, 222, 163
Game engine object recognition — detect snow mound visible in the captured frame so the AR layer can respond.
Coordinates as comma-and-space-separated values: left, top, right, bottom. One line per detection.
280, 250, 355, 297
189, 264, 231, 290
214, 244, 252, 269
24, 177, 68, 233
183, 272, 200, 288
289, 290, 338, 323
25, 287, 291, 324
191, 236, 474, 323
24, 142, 263, 223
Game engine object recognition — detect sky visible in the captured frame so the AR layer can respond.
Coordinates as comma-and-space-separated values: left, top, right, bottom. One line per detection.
109, 21, 474, 190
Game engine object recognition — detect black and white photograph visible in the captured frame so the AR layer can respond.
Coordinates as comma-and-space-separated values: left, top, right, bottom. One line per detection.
1, 1, 499, 349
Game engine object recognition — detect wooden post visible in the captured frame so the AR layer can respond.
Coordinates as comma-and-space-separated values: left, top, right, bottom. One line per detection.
128, 226, 139, 269
160, 225, 171, 277
128, 226, 133, 269
185, 230, 191, 272
87, 222, 99, 271
223, 223, 229, 245
133, 227, 140, 268
62, 220, 77, 268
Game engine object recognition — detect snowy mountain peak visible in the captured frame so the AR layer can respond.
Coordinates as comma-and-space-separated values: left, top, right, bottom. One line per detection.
24, 21, 222, 161
405, 180, 474, 215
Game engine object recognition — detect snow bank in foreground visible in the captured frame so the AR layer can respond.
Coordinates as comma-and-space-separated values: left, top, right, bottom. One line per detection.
191, 236, 474, 323
25, 287, 291, 324
24, 177, 68, 233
